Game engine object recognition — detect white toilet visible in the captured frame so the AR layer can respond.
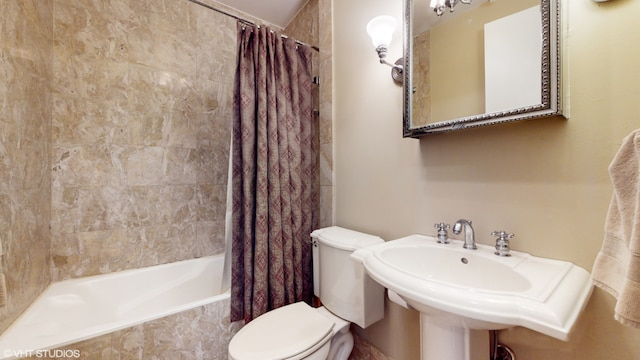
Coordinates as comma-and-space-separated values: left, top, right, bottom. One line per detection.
228, 226, 385, 360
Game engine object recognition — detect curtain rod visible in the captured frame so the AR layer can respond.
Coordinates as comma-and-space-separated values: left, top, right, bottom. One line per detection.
186, 0, 320, 52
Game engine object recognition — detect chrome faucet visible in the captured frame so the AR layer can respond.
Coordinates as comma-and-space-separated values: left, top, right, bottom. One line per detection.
452, 219, 477, 250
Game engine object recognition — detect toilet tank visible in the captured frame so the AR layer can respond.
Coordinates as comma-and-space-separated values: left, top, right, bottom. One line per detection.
311, 226, 385, 328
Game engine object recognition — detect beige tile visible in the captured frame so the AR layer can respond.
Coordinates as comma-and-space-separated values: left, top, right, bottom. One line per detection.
113, 325, 146, 360
197, 147, 230, 186
350, 331, 372, 360
320, 143, 333, 186
52, 96, 129, 145
197, 184, 227, 222
285, 0, 319, 48
349, 332, 395, 360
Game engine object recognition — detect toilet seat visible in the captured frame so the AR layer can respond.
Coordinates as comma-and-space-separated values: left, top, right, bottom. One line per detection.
228, 302, 335, 360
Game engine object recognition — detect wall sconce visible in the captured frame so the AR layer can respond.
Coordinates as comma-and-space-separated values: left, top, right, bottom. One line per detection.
366, 15, 404, 84
430, 0, 472, 16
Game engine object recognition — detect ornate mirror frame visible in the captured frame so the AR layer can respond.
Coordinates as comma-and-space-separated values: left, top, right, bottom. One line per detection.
403, 0, 562, 138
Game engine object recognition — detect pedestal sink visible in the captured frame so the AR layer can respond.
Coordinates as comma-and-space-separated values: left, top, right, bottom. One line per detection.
353, 234, 593, 360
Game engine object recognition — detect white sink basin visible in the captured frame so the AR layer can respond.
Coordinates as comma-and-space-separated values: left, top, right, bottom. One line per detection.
354, 234, 593, 344
378, 245, 533, 293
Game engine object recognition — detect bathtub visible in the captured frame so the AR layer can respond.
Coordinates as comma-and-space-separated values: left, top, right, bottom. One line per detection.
0, 255, 229, 359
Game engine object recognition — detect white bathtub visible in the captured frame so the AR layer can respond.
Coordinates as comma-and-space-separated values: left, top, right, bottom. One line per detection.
0, 255, 229, 359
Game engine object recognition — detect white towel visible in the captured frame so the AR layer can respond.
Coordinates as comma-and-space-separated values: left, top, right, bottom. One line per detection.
592, 128, 640, 328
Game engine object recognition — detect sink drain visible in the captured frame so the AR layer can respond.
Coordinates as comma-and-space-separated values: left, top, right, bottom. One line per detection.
460, 257, 468, 264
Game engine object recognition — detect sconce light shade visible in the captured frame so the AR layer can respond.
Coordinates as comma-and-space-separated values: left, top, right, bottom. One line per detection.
366, 15, 404, 85
366, 16, 397, 49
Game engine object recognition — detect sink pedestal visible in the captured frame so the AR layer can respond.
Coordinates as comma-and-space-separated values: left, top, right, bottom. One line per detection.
421, 314, 490, 360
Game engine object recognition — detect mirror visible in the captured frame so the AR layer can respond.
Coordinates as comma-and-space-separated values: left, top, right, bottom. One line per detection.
403, 0, 562, 138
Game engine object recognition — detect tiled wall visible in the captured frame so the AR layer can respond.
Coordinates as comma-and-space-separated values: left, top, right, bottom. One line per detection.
317, 0, 335, 228
22, 297, 240, 360
285, 0, 333, 228
0, 0, 53, 332
49, 0, 237, 280
0, 0, 244, 334
351, 332, 395, 360
411, 31, 431, 127
21, 306, 386, 360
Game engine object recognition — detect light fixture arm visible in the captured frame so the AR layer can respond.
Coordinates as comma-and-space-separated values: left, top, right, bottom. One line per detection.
374, 45, 389, 61
375, 45, 403, 73
379, 58, 403, 73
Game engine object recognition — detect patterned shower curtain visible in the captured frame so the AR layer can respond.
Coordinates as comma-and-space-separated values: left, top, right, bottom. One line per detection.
230, 22, 318, 323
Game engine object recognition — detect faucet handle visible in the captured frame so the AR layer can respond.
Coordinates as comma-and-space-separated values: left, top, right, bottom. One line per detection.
492, 230, 514, 257
434, 223, 450, 244
491, 230, 514, 240
434, 222, 450, 230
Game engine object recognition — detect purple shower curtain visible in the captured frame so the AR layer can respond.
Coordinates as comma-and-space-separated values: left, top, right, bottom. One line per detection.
230, 22, 318, 323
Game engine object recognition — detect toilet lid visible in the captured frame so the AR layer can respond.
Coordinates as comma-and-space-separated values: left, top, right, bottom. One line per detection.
312, 226, 384, 251
229, 302, 334, 360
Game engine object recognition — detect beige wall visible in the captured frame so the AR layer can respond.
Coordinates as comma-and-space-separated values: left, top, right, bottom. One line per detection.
334, 0, 640, 359
0, 0, 53, 332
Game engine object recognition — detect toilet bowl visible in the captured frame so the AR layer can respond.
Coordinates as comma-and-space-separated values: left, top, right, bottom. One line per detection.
228, 302, 352, 360
227, 227, 385, 360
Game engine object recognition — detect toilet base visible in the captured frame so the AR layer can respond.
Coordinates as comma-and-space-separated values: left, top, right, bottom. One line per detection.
315, 307, 354, 360
327, 326, 354, 360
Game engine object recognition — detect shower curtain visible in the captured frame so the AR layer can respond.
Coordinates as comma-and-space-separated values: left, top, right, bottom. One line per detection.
230, 23, 318, 323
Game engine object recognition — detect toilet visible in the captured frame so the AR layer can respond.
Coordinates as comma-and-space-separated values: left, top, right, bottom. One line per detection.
228, 226, 385, 360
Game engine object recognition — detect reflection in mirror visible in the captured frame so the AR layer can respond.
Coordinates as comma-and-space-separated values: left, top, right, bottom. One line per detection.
403, 0, 563, 138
